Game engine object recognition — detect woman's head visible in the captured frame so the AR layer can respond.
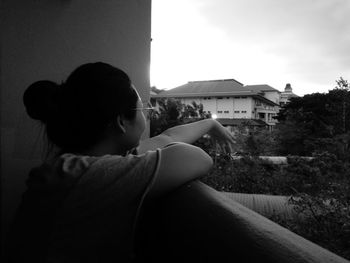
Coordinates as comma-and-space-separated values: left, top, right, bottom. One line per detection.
23, 62, 144, 153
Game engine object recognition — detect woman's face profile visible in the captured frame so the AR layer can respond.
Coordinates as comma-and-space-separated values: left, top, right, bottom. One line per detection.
124, 87, 147, 149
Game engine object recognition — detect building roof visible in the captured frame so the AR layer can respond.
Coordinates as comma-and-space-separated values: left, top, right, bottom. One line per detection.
151, 79, 281, 106
150, 90, 158, 96
153, 79, 279, 97
154, 79, 246, 97
217, 118, 267, 126
153, 90, 260, 98
251, 95, 280, 106
243, 84, 280, 93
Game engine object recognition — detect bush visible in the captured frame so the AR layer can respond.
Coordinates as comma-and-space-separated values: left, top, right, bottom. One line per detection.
201, 155, 281, 194
271, 193, 350, 260
150, 97, 350, 258
200, 152, 350, 259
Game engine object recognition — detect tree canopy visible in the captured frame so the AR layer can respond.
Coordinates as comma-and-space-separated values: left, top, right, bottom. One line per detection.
275, 78, 350, 157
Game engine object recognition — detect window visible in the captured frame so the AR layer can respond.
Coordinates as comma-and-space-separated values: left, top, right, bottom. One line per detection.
224, 111, 229, 113
241, 111, 247, 113
234, 111, 240, 113
218, 111, 223, 113
217, 97, 223, 99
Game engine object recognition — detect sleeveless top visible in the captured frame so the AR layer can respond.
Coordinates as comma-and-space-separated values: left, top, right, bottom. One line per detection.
7, 150, 161, 263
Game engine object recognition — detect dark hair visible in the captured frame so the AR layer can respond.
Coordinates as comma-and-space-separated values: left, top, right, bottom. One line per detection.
23, 62, 138, 153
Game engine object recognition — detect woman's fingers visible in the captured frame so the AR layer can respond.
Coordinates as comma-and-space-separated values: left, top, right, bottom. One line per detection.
216, 139, 234, 154
208, 120, 237, 154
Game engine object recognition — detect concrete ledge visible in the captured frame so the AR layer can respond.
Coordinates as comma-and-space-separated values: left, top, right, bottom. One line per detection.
222, 192, 297, 220
136, 181, 349, 263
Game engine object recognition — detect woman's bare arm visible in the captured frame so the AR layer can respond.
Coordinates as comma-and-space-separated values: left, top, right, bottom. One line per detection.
147, 142, 213, 199
138, 119, 235, 154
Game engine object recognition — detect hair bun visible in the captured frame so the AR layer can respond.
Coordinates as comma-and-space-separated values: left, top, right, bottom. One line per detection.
23, 80, 60, 122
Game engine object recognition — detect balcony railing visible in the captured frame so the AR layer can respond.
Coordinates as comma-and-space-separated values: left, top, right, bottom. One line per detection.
136, 181, 349, 262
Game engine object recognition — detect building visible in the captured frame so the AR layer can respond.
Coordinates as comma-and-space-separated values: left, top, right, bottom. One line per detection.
151, 79, 281, 129
280, 83, 298, 106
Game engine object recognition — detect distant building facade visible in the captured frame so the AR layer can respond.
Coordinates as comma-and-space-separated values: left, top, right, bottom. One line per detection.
280, 83, 298, 106
151, 79, 282, 130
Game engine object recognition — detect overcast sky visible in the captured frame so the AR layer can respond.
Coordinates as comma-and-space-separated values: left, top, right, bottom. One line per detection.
150, 0, 350, 96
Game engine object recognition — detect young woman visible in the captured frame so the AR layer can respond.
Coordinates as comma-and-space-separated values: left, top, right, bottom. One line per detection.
7, 62, 235, 262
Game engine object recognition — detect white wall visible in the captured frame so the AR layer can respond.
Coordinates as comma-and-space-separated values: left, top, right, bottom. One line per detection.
216, 97, 234, 118
233, 97, 253, 118
177, 96, 280, 122
202, 98, 217, 115
1, 0, 151, 247
180, 96, 258, 119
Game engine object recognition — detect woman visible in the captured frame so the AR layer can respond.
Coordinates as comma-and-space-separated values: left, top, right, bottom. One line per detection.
7, 62, 235, 262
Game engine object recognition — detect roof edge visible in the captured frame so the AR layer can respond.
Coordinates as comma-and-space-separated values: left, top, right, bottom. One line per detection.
152, 91, 258, 98
188, 78, 244, 86
244, 84, 280, 93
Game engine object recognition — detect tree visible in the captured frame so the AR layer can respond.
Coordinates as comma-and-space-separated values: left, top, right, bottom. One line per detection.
150, 98, 210, 137
150, 98, 183, 136
150, 86, 164, 94
334, 77, 349, 133
275, 78, 350, 156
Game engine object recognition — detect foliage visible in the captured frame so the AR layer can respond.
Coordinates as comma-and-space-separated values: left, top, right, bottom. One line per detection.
275, 78, 350, 156
234, 127, 278, 156
269, 190, 350, 260
200, 152, 350, 259
150, 81, 350, 259
150, 98, 183, 136
281, 194, 350, 259
150, 98, 210, 137
150, 86, 164, 94
201, 154, 280, 193
201, 152, 349, 194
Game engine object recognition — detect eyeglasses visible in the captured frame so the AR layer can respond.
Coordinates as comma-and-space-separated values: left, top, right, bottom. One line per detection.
133, 102, 155, 119
133, 102, 154, 111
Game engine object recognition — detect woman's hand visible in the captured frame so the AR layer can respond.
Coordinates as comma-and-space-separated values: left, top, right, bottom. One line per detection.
207, 120, 236, 154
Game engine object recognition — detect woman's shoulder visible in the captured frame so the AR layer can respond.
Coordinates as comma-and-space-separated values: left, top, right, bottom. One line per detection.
60, 150, 160, 177
94, 150, 160, 173
59, 151, 161, 197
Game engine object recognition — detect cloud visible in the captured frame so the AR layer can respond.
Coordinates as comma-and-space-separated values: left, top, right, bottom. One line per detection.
151, 0, 350, 95
198, 0, 350, 87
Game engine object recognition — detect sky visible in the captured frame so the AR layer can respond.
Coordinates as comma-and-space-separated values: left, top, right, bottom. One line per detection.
150, 0, 350, 96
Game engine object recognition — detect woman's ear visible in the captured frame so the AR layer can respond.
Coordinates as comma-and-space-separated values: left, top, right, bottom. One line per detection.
114, 115, 127, 134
